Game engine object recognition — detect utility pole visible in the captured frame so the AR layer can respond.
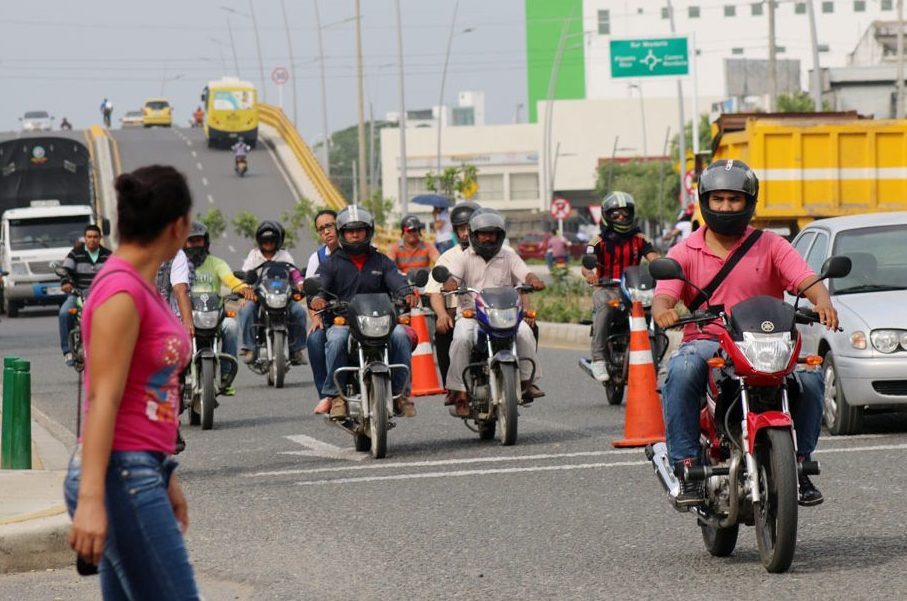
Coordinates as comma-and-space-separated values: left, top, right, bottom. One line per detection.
313, 0, 331, 175
437, 1, 460, 179
806, 0, 823, 111
279, 0, 297, 124
225, 17, 241, 77
354, 0, 368, 203
395, 0, 409, 215
898, 0, 905, 118
666, 0, 687, 206
768, 0, 778, 111
248, 1, 267, 104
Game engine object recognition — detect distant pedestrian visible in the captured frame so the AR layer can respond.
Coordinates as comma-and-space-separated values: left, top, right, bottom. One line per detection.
545, 227, 569, 270
64, 165, 201, 599
433, 205, 455, 253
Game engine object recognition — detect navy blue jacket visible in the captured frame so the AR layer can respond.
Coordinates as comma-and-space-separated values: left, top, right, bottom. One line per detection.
314, 247, 410, 302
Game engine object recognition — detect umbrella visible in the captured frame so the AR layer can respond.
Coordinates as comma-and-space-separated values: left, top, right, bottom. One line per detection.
410, 194, 452, 209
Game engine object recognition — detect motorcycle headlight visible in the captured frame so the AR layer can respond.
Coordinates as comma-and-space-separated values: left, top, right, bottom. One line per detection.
356, 314, 391, 337
192, 310, 219, 329
735, 332, 794, 373
629, 288, 654, 307
486, 307, 519, 329
870, 329, 907, 353
264, 292, 288, 308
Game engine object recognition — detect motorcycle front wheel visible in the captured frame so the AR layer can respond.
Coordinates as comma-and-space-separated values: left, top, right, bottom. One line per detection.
269, 330, 287, 388
754, 429, 798, 573
200, 358, 216, 430
701, 522, 739, 557
368, 372, 390, 459
496, 363, 519, 446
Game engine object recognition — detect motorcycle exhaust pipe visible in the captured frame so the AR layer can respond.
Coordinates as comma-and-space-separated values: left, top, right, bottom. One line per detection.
645, 442, 680, 498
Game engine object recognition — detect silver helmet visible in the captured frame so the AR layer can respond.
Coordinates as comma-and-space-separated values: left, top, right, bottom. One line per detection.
336, 205, 375, 255
468, 208, 506, 260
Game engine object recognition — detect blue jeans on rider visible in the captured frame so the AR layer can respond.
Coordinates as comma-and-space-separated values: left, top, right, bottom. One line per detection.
220, 316, 239, 379
64, 449, 201, 600
320, 324, 412, 397
306, 326, 328, 398
239, 300, 307, 353
662, 339, 824, 466
58, 295, 78, 354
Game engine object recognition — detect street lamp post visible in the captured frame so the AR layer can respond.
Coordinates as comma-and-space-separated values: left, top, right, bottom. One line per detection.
161, 74, 184, 97
221, 4, 267, 102
395, 0, 409, 216
215, 23, 240, 76
435, 1, 475, 179
278, 0, 297, 124
628, 83, 648, 158
312, 13, 356, 177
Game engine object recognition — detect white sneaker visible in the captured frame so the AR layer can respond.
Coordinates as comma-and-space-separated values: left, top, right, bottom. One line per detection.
590, 360, 610, 382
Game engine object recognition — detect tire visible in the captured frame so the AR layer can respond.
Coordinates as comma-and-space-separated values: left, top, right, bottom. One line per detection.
754, 429, 799, 573
4, 298, 18, 318
477, 419, 496, 441
368, 373, 390, 459
200, 358, 216, 431
497, 363, 519, 446
701, 523, 739, 557
354, 434, 371, 452
207, 138, 215, 149
270, 330, 287, 389
605, 381, 624, 406
823, 352, 863, 435
189, 403, 201, 426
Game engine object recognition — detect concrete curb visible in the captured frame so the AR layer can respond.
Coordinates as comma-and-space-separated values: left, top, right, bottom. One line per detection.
537, 321, 589, 351
0, 512, 71, 574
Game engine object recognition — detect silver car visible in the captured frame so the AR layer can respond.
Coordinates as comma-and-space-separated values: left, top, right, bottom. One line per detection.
789, 212, 907, 435
19, 110, 54, 132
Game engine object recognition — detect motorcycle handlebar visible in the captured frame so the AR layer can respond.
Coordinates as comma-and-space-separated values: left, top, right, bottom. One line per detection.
796, 308, 844, 332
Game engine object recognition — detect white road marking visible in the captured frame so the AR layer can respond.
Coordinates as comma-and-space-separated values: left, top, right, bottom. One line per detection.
201, 177, 208, 186
196, 162, 203, 171
228, 245, 236, 253
186, 140, 192, 147
207, 194, 214, 204
191, 150, 197, 158
284, 434, 366, 462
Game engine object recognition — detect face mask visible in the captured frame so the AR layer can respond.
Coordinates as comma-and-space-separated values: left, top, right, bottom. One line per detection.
185, 246, 208, 267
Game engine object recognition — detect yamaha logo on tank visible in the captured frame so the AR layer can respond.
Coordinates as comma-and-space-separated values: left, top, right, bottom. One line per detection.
761, 320, 775, 332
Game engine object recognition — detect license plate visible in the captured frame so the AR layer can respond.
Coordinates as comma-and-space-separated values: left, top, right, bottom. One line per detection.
46, 286, 63, 296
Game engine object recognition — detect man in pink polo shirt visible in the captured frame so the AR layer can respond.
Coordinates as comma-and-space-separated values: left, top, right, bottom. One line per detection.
652, 159, 838, 508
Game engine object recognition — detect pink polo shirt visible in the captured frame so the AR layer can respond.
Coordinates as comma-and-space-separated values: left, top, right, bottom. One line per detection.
654, 226, 814, 343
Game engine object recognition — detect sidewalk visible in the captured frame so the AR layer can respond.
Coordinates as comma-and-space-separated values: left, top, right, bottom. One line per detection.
0, 414, 73, 574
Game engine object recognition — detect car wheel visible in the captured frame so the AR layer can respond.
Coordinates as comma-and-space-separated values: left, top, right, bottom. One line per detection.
823, 352, 863, 435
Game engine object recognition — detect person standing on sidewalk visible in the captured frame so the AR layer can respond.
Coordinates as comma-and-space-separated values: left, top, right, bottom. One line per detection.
65, 165, 201, 599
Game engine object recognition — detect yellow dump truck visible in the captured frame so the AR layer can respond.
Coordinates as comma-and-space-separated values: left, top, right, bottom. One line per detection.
700, 112, 907, 236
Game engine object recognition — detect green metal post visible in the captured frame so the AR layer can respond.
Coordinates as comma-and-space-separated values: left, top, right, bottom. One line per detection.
1, 356, 21, 469
10, 359, 31, 469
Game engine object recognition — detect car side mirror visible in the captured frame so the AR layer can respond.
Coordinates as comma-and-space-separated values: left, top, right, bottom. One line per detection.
821, 255, 852, 279
431, 265, 451, 284
408, 268, 429, 288
581, 254, 598, 270
649, 258, 686, 281
303, 276, 322, 297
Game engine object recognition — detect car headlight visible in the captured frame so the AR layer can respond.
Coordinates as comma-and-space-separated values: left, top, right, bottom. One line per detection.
629, 288, 654, 307
264, 292, 288, 308
735, 332, 794, 373
870, 329, 907, 353
356, 314, 391, 337
192, 310, 219, 329
486, 307, 519, 329
10, 261, 29, 276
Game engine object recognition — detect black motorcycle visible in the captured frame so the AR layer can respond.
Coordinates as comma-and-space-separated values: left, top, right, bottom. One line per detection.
53, 264, 85, 373
185, 291, 239, 430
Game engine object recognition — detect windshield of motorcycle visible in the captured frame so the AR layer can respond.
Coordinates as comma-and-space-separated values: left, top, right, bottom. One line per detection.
348, 293, 395, 342
620, 265, 655, 306
476, 287, 522, 334
727, 296, 797, 341
260, 264, 291, 294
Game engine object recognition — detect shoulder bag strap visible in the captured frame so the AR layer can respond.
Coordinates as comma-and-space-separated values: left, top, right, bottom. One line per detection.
688, 229, 764, 311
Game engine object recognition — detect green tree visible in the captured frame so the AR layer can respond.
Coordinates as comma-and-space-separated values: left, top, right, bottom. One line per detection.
280, 197, 320, 249
196, 208, 226, 240
232, 210, 259, 242
670, 114, 713, 161
362, 191, 394, 227
424, 164, 479, 200
777, 91, 832, 112
318, 120, 393, 201
596, 160, 680, 226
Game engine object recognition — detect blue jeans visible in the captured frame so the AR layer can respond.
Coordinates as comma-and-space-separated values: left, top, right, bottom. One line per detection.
306, 326, 328, 398
58, 295, 78, 354
64, 449, 200, 600
662, 339, 824, 466
320, 324, 412, 397
435, 239, 455, 254
219, 316, 238, 379
239, 300, 307, 353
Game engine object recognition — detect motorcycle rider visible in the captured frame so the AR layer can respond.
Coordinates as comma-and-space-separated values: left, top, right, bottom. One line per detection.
60, 117, 73, 130
239, 221, 308, 366
232, 138, 251, 170
444, 209, 546, 417
306, 209, 339, 414
308, 205, 418, 419
192, 106, 205, 127
58, 224, 112, 366
185, 222, 254, 394
99, 98, 113, 126
582, 192, 659, 382
386, 214, 440, 275
426, 201, 479, 388
652, 159, 837, 508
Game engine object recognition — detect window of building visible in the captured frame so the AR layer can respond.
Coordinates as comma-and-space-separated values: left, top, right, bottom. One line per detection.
597, 9, 610, 35
724, 4, 736, 16
882, 0, 893, 10
795, 2, 806, 13
474, 174, 504, 201
661, 6, 669, 19
751, 2, 764, 16
854, 0, 866, 11
405, 177, 430, 197
509, 173, 539, 201
688, 6, 700, 18
818, 43, 830, 52
732, 47, 745, 55
822, 1, 834, 13
451, 107, 475, 126
776, 46, 786, 54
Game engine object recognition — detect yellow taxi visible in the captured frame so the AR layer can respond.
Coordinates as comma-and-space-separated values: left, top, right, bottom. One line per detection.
143, 98, 173, 127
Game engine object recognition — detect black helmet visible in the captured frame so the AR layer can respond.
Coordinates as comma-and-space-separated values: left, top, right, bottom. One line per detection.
450, 201, 480, 227
336, 205, 375, 255
186, 221, 210, 266
255, 220, 285, 248
400, 214, 424, 233
468, 208, 506, 260
601, 191, 636, 234
698, 159, 758, 236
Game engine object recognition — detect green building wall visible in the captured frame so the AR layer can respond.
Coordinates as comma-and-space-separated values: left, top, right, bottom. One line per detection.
525, 0, 587, 123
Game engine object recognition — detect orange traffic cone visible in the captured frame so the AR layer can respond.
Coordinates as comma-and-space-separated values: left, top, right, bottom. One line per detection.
612, 300, 666, 448
408, 307, 446, 397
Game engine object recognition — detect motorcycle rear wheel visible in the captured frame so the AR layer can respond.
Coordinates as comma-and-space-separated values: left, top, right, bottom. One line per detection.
270, 330, 287, 389
754, 429, 798, 573
201, 358, 216, 431
477, 419, 496, 440
368, 373, 390, 459
497, 364, 519, 446
604, 380, 624, 406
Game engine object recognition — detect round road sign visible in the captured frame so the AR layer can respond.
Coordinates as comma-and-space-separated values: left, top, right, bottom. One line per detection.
683, 169, 696, 194
272, 67, 289, 86
550, 197, 572, 220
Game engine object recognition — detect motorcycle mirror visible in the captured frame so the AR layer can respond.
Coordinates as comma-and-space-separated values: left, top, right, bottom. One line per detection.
408, 268, 430, 288
302, 276, 322, 297
581, 254, 598, 270
648, 258, 686, 281
51, 263, 68, 278
431, 265, 451, 284
821, 255, 852, 279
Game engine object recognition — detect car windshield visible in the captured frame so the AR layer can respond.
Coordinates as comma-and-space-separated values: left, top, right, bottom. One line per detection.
24, 111, 49, 119
9, 215, 91, 250
125, 111, 143, 118
831, 224, 907, 294
521, 233, 545, 243
146, 101, 169, 110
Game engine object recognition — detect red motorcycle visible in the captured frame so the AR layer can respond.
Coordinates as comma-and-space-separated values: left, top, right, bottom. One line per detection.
645, 255, 850, 573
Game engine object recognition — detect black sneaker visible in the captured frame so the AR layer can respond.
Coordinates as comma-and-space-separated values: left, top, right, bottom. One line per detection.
674, 458, 704, 507
798, 473, 824, 507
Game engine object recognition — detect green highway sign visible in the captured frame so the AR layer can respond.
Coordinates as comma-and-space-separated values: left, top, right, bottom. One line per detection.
610, 37, 690, 78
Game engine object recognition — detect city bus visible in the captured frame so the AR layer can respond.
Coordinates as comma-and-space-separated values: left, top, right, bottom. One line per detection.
201, 77, 258, 149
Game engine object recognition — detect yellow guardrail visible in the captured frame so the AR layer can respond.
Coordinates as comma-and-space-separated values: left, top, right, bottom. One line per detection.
257, 103, 347, 211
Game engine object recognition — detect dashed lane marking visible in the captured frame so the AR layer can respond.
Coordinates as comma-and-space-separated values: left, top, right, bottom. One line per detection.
207, 194, 214, 204
201, 177, 208, 186
196, 162, 203, 171
192, 150, 197, 158
228, 244, 236, 253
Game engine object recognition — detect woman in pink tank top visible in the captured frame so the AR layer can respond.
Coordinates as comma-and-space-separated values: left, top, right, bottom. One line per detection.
64, 165, 202, 599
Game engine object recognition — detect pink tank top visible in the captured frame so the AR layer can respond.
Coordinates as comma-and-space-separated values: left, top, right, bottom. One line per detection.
81, 256, 190, 453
